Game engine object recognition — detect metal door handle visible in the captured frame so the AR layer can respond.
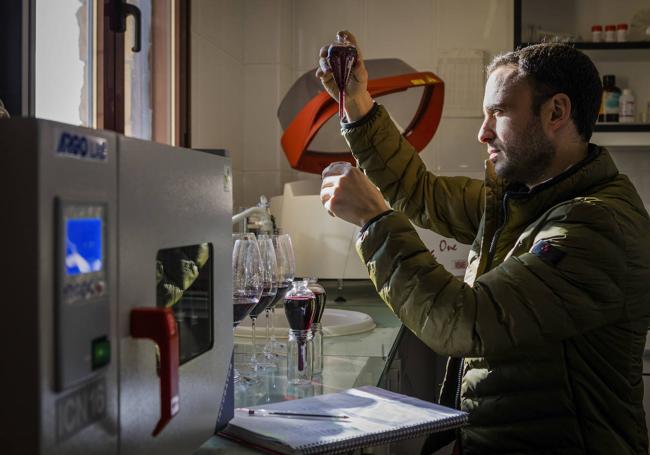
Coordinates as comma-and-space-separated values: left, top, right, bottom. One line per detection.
108, 0, 142, 52
130, 307, 180, 436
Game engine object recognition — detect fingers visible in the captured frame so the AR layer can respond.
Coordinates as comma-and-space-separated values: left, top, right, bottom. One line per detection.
316, 44, 334, 87
320, 163, 354, 218
317, 58, 332, 78
319, 183, 336, 217
319, 44, 329, 58
317, 45, 331, 75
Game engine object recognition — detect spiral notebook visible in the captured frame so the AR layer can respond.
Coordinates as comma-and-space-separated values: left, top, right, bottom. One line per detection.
219, 385, 468, 455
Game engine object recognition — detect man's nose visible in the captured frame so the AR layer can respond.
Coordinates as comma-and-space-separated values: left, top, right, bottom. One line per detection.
477, 117, 495, 144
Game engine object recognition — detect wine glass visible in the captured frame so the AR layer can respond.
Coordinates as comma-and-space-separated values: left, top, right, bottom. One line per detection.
263, 233, 296, 358
232, 233, 263, 383
244, 235, 277, 372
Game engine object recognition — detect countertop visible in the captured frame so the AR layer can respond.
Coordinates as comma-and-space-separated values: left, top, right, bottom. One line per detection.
196, 279, 401, 454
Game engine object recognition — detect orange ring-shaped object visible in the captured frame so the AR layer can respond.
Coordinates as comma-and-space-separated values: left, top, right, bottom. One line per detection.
280, 72, 444, 174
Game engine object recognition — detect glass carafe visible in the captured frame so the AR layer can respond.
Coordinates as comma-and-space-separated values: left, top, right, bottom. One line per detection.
284, 279, 315, 384
327, 38, 358, 119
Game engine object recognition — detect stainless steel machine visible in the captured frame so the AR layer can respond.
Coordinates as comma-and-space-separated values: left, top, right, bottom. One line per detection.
0, 118, 233, 454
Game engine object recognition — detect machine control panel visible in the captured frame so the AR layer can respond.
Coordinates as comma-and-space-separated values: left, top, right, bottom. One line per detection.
56, 201, 111, 391
62, 279, 107, 303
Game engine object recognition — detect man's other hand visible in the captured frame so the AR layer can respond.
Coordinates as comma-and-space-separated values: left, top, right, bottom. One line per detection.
320, 161, 389, 227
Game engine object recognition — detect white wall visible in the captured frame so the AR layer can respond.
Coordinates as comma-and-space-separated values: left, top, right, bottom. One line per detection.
190, 0, 245, 207
191, 0, 650, 212
35, 0, 91, 126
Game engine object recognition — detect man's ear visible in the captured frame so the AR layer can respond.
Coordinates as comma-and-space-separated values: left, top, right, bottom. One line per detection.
548, 93, 571, 128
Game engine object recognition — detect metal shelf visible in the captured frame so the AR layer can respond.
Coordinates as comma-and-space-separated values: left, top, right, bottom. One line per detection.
595, 123, 650, 132
519, 42, 650, 50
591, 131, 650, 147
518, 42, 650, 62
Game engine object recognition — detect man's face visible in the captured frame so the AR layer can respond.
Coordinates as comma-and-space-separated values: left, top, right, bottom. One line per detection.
478, 65, 555, 185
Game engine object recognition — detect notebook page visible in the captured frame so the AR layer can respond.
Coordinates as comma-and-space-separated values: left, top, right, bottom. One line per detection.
225, 386, 466, 452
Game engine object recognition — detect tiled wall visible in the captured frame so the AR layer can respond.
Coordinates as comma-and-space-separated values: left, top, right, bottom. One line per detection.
191, 0, 650, 212
191, 0, 245, 204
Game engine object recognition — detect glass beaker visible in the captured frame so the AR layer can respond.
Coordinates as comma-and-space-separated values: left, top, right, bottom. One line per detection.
287, 329, 313, 385
310, 323, 323, 375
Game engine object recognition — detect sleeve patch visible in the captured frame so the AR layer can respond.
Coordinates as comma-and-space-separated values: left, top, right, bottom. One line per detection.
530, 240, 565, 266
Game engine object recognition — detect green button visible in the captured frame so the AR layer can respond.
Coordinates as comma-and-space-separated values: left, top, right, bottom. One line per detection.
91, 337, 111, 370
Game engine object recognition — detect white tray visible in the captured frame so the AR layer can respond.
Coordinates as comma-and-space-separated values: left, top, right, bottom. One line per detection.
234, 308, 376, 339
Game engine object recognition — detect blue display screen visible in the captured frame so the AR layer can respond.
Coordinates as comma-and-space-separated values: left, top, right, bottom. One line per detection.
65, 218, 103, 275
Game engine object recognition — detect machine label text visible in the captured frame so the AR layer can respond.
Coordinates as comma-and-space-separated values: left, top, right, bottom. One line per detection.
55, 130, 108, 162
55, 377, 107, 442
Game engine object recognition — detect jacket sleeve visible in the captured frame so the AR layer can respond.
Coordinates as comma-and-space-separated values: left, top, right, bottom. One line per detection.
357, 201, 628, 357
343, 104, 484, 245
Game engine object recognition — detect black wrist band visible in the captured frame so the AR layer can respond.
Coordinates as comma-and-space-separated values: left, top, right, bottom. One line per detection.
341, 102, 379, 130
360, 209, 394, 234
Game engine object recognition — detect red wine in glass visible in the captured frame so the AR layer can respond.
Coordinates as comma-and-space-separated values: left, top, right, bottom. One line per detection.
233, 294, 257, 327
249, 288, 276, 318
271, 283, 291, 307
327, 42, 358, 120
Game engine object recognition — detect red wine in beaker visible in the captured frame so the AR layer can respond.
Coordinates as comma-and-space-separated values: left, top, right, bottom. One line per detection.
284, 280, 316, 377
284, 296, 316, 331
327, 41, 358, 120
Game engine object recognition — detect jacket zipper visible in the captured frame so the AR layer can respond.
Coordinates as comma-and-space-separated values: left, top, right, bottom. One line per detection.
485, 192, 511, 271
454, 192, 511, 447
454, 358, 464, 451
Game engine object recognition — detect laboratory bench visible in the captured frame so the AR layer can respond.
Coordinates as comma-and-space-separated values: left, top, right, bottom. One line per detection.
197, 279, 403, 454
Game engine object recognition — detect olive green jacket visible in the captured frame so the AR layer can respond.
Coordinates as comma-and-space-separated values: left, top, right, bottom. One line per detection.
344, 105, 650, 454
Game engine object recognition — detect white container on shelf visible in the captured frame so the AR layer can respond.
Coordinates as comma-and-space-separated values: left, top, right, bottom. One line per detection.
619, 88, 636, 123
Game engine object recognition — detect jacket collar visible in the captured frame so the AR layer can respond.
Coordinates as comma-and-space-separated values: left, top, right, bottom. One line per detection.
484, 144, 619, 230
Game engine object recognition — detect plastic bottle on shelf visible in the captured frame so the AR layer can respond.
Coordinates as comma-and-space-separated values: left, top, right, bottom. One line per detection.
600, 75, 621, 122
591, 25, 603, 42
605, 24, 616, 42
617, 23, 628, 42
619, 89, 636, 123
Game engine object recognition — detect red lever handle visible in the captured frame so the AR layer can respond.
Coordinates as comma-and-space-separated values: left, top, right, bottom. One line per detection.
130, 307, 180, 436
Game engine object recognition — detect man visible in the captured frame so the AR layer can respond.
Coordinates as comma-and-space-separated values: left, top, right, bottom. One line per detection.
318, 31, 650, 454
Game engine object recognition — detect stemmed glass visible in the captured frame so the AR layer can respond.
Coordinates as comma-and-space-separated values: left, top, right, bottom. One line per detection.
244, 235, 277, 372
263, 233, 296, 358
232, 233, 263, 383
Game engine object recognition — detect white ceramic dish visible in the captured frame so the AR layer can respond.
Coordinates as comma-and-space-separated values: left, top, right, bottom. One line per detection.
234, 308, 376, 339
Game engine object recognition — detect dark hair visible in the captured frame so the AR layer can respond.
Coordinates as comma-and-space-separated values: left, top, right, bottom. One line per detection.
487, 43, 602, 142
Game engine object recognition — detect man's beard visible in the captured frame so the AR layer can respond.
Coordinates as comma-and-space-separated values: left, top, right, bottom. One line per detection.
494, 117, 555, 186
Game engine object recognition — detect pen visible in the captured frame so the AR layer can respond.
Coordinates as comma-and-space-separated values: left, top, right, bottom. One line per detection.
236, 408, 350, 420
